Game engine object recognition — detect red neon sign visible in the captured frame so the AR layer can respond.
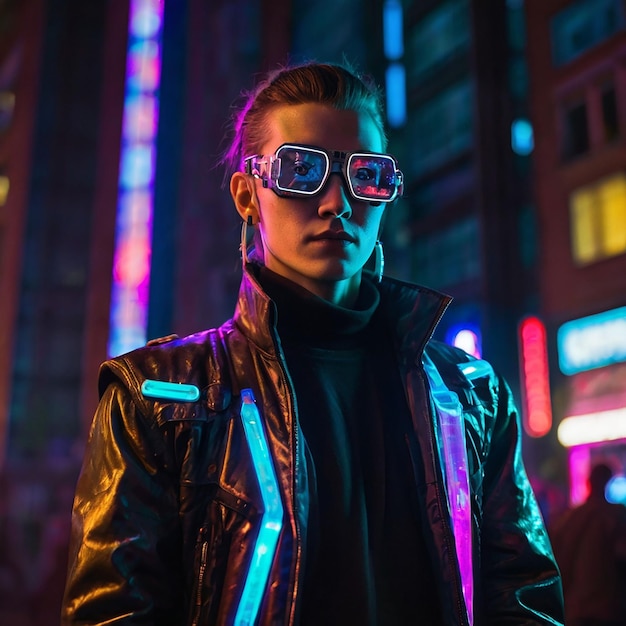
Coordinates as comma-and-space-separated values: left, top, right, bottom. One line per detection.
519, 316, 553, 437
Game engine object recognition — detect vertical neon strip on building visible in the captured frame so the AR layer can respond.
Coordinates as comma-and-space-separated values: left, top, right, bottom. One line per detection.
519, 316, 553, 437
108, 0, 164, 357
383, 0, 406, 128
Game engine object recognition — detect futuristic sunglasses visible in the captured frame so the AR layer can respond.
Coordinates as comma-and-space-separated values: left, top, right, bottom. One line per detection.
244, 143, 404, 203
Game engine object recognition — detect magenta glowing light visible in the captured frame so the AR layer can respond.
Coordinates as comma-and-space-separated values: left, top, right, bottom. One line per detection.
108, 0, 163, 357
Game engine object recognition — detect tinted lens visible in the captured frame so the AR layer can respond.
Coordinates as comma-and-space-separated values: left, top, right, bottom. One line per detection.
348, 154, 398, 201
275, 146, 328, 194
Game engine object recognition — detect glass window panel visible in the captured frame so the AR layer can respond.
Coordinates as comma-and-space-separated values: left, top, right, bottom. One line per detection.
562, 100, 589, 159
601, 84, 619, 141
0, 174, 9, 206
551, 0, 626, 66
412, 217, 480, 288
570, 172, 626, 264
405, 80, 473, 179
406, 0, 469, 81
600, 175, 626, 256
570, 187, 598, 264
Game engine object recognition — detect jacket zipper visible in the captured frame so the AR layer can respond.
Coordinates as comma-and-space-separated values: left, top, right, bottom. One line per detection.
272, 340, 301, 626
191, 540, 209, 626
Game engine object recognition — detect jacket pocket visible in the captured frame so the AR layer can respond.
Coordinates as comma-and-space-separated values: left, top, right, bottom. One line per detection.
188, 514, 231, 626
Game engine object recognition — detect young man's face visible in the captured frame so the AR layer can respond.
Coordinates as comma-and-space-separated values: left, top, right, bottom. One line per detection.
248, 103, 387, 306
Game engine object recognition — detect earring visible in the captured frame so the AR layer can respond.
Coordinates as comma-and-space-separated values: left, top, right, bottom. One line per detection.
373, 240, 384, 282
240, 219, 251, 264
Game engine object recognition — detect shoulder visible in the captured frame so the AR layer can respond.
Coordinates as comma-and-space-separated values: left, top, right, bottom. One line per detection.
425, 339, 497, 386
98, 323, 236, 413
424, 339, 504, 416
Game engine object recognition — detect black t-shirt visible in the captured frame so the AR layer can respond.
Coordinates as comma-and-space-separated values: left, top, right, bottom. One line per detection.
258, 268, 443, 626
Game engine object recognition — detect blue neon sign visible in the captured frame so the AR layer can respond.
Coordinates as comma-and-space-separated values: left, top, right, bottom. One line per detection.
557, 306, 626, 375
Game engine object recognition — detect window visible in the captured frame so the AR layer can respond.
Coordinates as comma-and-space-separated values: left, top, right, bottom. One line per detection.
601, 83, 619, 142
406, 0, 470, 82
551, 0, 626, 66
405, 79, 474, 179
0, 91, 15, 133
570, 172, 626, 264
562, 100, 589, 159
0, 171, 9, 206
412, 217, 480, 288
410, 162, 474, 218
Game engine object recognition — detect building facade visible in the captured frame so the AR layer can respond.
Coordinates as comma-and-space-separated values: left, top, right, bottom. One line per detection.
526, 0, 626, 503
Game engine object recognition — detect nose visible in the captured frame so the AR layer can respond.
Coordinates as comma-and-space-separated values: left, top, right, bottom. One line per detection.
317, 172, 353, 220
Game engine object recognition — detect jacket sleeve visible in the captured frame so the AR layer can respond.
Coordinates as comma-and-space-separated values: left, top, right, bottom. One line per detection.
479, 371, 564, 625
61, 380, 183, 625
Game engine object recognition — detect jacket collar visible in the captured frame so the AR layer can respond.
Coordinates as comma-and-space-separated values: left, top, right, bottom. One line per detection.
233, 261, 452, 361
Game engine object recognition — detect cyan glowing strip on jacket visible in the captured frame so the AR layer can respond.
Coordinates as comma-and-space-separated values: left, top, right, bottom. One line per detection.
423, 353, 474, 626
458, 359, 493, 381
140, 379, 200, 402
234, 388, 284, 626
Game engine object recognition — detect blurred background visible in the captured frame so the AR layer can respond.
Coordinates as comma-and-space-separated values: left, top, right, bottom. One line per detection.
1, 0, 625, 623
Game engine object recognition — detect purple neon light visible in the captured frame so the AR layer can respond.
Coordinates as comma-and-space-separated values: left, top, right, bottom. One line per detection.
108, 0, 163, 357
423, 353, 474, 624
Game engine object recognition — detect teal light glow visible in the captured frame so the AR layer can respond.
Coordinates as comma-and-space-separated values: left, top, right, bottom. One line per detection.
385, 62, 406, 128
141, 379, 200, 402
383, 0, 404, 60
511, 118, 534, 155
382, 1, 405, 129
234, 389, 284, 626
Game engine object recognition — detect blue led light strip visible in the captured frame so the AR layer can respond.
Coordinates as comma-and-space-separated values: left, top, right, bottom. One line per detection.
108, 0, 164, 357
140, 379, 200, 402
234, 389, 284, 626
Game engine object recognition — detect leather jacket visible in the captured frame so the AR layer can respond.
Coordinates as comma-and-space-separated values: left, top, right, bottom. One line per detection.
62, 264, 564, 625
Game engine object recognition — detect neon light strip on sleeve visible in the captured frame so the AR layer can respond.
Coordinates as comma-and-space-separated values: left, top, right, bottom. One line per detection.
234, 389, 284, 626
108, 0, 164, 357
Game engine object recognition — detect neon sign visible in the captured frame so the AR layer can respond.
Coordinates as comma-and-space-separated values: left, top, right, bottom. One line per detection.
519, 316, 553, 437
558, 306, 626, 375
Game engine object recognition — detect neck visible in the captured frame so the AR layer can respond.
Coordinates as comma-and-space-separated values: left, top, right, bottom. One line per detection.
262, 259, 363, 307
307, 275, 361, 307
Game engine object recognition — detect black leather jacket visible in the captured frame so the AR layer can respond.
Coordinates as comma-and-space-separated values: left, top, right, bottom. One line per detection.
62, 265, 564, 625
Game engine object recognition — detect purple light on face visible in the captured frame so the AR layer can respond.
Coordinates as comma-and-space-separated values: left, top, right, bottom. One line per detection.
108, 0, 163, 357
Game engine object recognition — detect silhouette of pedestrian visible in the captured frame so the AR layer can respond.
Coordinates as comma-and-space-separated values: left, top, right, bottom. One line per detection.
550, 463, 626, 626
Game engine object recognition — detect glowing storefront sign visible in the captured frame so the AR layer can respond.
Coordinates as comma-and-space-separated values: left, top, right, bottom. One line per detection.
557, 407, 626, 447
557, 306, 626, 375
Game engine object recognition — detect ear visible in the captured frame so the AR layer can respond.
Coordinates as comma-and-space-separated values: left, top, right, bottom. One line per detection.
230, 172, 259, 224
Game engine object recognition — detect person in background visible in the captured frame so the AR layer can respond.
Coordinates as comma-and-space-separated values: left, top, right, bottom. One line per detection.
61, 61, 564, 625
550, 463, 626, 626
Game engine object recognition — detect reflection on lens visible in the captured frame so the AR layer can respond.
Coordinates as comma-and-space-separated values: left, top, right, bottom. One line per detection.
348, 154, 396, 200
276, 146, 328, 193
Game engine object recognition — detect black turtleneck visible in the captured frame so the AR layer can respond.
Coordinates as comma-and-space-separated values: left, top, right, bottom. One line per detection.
257, 267, 443, 626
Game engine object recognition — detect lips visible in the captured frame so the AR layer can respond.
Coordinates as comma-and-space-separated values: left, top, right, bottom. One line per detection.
309, 230, 357, 243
